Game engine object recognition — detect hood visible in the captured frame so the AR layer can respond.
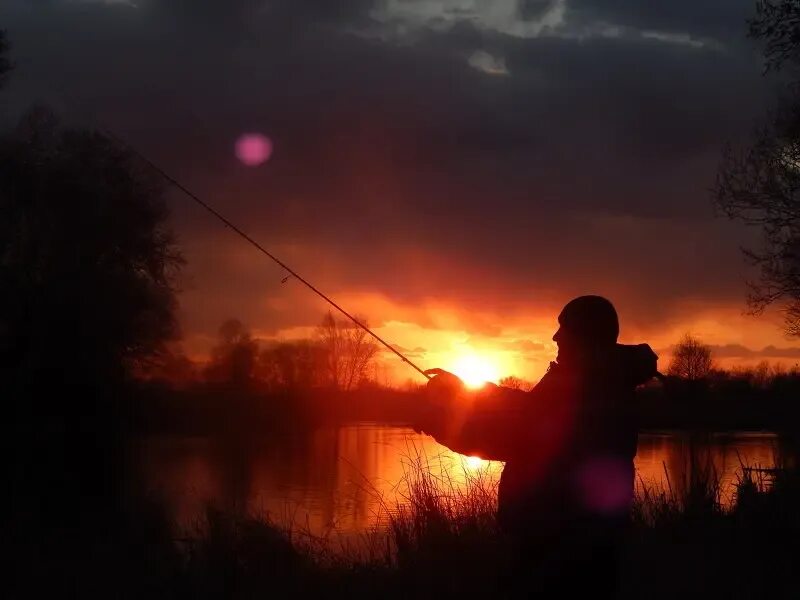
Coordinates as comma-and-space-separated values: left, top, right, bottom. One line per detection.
613, 343, 659, 387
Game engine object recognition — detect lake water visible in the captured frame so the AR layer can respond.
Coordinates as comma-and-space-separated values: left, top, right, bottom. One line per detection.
133, 424, 780, 537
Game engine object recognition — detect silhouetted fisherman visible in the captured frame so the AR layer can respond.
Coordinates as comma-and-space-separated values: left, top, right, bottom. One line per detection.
420, 295, 658, 597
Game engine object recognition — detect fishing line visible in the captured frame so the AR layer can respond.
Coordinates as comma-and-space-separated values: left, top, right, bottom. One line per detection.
53, 91, 663, 386
103, 130, 433, 380
49, 86, 430, 379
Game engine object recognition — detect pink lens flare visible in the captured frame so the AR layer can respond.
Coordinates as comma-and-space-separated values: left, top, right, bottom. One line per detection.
235, 133, 273, 166
574, 456, 634, 514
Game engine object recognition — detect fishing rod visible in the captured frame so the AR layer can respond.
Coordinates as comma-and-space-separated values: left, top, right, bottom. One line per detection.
101, 134, 667, 387
102, 130, 433, 381
55, 91, 666, 387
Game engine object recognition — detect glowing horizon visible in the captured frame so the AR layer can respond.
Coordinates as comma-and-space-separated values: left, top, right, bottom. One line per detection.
178, 287, 800, 386
446, 352, 504, 388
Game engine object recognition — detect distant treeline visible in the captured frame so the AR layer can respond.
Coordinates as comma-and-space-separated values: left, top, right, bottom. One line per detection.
636, 334, 800, 431
135, 313, 394, 393
129, 328, 800, 434
128, 370, 800, 438
127, 379, 800, 443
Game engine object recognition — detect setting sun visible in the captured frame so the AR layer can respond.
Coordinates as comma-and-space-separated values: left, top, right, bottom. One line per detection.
448, 353, 501, 388
464, 455, 487, 470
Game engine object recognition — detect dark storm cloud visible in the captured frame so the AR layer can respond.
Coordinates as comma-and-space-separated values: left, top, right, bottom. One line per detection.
705, 344, 800, 360
0, 0, 779, 337
566, 0, 755, 42
520, 1, 562, 21
652, 343, 800, 365
140, 0, 376, 33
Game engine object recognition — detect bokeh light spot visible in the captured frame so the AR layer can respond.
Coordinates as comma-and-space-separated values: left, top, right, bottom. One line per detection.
235, 133, 273, 166
574, 456, 633, 514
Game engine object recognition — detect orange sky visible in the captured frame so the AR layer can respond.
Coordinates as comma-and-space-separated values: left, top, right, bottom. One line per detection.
6, 0, 799, 387
179, 276, 800, 386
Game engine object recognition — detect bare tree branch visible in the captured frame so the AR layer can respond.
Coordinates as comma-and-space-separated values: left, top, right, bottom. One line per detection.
668, 334, 714, 381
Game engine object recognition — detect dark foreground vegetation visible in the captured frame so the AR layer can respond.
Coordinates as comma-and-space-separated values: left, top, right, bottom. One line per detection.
11, 440, 798, 599
5, 0, 800, 595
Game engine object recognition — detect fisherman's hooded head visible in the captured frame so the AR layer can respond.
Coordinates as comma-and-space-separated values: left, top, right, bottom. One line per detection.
553, 295, 619, 365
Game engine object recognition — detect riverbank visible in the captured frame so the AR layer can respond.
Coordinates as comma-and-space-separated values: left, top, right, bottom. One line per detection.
40, 444, 798, 599
10, 380, 799, 598
129, 424, 783, 539
128, 381, 800, 436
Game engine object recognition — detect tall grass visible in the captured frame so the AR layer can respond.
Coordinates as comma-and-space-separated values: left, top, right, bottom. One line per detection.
386, 444, 499, 556
633, 443, 723, 528
378, 446, 507, 593
70, 440, 800, 599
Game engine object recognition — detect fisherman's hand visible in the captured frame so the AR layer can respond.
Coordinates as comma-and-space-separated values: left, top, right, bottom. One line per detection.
411, 368, 465, 437
423, 368, 465, 405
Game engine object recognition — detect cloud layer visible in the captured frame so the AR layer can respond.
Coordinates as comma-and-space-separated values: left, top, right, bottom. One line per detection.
1, 0, 797, 376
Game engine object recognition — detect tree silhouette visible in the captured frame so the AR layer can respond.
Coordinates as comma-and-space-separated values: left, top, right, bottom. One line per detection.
316, 311, 379, 390
749, 0, 800, 71
204, 319, 258, 386
715, 1, 800, 336
2, 105, 184, 564
668, 334, 714, 381
257, 339, 326, 390
134, 344, 198, 388
0, 30, 11, 89
0, 106, 183, 386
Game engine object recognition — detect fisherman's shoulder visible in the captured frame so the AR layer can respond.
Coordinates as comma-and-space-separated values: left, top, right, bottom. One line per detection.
531, 361, 569, 390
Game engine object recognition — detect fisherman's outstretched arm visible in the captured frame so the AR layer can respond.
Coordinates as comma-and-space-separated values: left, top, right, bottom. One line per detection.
418, 367, 565, 461
445, 385, 534, 460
